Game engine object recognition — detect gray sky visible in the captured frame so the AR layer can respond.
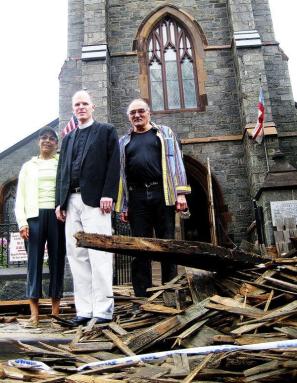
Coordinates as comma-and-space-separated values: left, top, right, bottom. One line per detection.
0, 0, 68, 152
0, 0, 296, 153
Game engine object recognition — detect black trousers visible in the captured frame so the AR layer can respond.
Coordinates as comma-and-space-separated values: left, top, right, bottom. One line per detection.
128, 185, 177, 297
26, 209, 65, 299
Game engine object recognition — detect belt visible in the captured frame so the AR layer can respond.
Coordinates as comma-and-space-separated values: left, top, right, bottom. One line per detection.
128, 181, 161, 191
71, 186, 81, 193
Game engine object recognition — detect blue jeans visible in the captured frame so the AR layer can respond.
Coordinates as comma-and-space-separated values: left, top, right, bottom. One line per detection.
128, 185, 177, 297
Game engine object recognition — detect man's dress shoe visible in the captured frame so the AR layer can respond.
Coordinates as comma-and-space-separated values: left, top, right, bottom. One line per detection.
94, 317, 110, 324
69, 316, 90, 326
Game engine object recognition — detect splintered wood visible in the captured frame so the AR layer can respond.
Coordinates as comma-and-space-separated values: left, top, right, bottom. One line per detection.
75, 233, 269, 271
1, 253, 297, 381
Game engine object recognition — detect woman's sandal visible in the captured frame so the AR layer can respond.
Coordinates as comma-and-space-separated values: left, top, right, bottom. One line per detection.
23, 318, 39, 328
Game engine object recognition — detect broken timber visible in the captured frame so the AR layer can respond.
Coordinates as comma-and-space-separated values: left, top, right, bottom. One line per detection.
75, 233, 269, 272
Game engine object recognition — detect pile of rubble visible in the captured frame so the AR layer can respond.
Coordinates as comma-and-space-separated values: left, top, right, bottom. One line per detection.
1, 239, 297, 382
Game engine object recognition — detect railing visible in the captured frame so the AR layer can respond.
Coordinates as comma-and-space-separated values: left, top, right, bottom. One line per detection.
112, 213, 132, 285
0, 218, 133, 285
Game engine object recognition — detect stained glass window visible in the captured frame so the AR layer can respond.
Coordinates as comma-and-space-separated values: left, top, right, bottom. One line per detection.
147, 17, 199, 111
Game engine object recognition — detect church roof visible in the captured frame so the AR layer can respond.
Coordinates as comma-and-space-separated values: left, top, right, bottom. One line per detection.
0, 118, 59, 160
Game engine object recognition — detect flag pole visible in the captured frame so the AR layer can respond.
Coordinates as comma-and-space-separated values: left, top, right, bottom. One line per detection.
263, 134, 270, 173
259, 73, 270, 173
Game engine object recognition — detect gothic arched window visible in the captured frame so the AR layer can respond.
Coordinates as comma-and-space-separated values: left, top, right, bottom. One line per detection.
147, 17, 199, 112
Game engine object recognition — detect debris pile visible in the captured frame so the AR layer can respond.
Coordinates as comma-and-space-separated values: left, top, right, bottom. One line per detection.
1, 239, 297, 381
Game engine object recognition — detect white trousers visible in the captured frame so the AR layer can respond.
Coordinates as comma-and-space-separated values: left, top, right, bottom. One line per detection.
65, 193, 114, 319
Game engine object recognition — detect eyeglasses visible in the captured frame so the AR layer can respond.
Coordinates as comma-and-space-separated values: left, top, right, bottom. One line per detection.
39, 135, 57, 142
128, 108, 148, 116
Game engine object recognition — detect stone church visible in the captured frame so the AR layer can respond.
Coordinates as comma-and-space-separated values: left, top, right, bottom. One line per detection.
58, 0, 297, 248
1, 0, 297, 252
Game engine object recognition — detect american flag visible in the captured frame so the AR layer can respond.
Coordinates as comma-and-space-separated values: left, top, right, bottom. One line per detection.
252, 87, 265, 144
61, 114, 78, 138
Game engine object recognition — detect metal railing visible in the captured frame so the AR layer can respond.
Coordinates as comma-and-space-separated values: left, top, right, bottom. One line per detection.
112, 213, 132, 285
1, 218, 133, 285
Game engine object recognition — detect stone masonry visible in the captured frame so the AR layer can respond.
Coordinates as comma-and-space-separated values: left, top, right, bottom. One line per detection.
59, 0, 297, 245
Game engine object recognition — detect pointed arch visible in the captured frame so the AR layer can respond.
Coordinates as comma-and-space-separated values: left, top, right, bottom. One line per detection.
183, 155, 232, 247
0, 178, 17, 223
134, 5, 208, 111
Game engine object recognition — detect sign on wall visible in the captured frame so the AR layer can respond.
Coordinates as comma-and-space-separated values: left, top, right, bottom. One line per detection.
270, 200, 297, 227
9, 232, 48, 262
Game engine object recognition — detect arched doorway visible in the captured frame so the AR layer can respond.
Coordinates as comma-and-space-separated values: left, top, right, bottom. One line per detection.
182, 155, 231, 246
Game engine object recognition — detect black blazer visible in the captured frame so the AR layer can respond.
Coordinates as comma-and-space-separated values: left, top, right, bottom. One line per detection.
56, 121, 120, 210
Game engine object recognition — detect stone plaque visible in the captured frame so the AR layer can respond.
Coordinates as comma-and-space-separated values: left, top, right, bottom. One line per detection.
270, 200, 297, 227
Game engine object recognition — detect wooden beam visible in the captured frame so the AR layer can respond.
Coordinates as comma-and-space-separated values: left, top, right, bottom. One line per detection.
204, 45, 231, 50
181, 134, 242, 145
75, 233, 269, 272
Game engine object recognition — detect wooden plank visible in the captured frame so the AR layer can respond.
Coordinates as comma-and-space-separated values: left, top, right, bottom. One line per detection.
237, 300, 297, 326
181, 134, 242, 145
0, 297, 73, 307
274, 326, 297, 338
17, 341, 67, 357
66, 375, 127, 383
0, 366, 35, 381
170, 354, 190, 377
125, 299, 209, 353
204, 44, 231, 50
172, 319, 208, 347
68, 341, 114, 352
108, 322, 128, 336
147, 274, 185, 302
186, 268, 217, 304
37, 341, 98, 363
0, 363, 59, 381
231, 276, 297, 296
75, 233, 268, 272
207, 157, 217, 245
102, 329, 135, 356
231, 322, 265, 335
210, 295, 264, 314
146, 284, 183, 292
264, 276, 297, 292
120, 317, 160, 330
181, 325, 223, 348
128, 365, 170, 379
181, 353, 214, 383
235, 335, 286, 345
263, 290, 274, 312
244, 368, 288, 382
214, 335, 235, 344
79, 362, 141, 376
140, 303, 183, 314
205, 302, 264, 319
244, 360, 280, 377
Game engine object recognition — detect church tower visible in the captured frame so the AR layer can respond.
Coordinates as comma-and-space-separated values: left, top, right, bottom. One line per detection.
59, 0, 297, 248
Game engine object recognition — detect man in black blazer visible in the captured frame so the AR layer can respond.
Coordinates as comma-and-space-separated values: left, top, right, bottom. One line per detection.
56, 90, 120, 326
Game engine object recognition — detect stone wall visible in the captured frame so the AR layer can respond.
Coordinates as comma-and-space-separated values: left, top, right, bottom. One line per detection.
107, 0, 249, 242
0, 267, 74, 301
59, 0, 297, 244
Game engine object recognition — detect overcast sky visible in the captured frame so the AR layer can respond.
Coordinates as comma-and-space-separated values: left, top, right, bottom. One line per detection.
0, 0, 296, 153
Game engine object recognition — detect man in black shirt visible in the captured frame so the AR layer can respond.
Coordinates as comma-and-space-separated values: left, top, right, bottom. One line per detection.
116, 99, 190, 297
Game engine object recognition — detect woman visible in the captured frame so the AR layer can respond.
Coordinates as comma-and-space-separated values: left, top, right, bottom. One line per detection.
15, 127, 65, 327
